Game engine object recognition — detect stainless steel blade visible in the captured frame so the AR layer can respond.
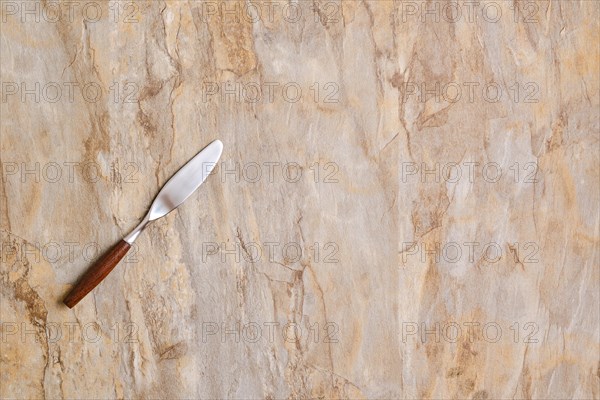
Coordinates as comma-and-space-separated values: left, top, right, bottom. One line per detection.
124, 139, 223, 243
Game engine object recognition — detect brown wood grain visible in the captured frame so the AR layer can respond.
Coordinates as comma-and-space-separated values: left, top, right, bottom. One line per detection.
63, 240, 131, 308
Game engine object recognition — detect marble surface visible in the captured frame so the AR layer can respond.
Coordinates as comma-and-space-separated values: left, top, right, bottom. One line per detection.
1, 1, 598, 398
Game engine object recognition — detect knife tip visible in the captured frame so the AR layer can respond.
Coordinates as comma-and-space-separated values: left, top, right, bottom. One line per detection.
212, 139, 223, 154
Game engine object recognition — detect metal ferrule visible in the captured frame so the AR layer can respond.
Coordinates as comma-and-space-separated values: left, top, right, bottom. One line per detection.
123, 214, 151, 244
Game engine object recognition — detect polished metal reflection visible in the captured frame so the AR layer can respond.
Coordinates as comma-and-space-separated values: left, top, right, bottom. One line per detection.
124, 140, 223, 244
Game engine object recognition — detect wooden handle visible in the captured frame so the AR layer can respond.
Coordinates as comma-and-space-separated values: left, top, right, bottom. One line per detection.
63, 240, 131, 308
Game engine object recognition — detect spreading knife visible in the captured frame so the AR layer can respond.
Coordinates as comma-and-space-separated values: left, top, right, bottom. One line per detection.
63, 139, 223, 308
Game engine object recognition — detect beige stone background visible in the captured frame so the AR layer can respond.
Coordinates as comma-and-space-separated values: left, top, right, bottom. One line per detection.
1, 1, 598, 399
